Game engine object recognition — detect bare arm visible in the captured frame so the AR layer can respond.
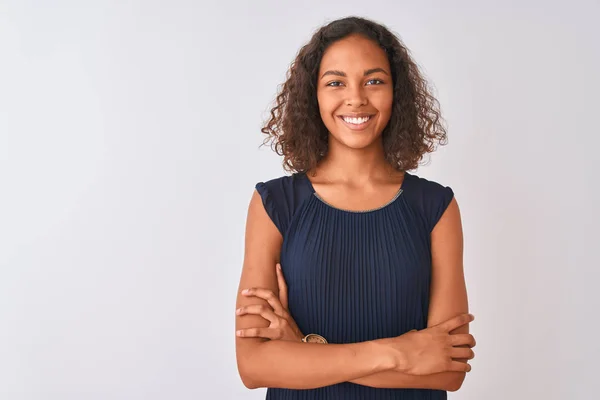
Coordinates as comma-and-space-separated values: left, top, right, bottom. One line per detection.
348, 197, 470, 391
235, 190, 395, 389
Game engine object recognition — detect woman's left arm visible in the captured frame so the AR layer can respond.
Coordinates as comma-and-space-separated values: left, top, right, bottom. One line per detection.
349, 197, 472, 391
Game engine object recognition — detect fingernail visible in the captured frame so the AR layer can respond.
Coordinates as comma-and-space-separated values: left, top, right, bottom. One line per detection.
236, 330, 243, 336
236, 308, 242, 314
277, 263, 281, 270
242, 289, 249, 294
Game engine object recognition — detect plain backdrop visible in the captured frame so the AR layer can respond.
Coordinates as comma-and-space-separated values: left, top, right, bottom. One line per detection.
1, 1, 598, 399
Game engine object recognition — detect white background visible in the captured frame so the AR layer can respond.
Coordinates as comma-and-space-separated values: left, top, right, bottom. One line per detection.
1, 1, 598, 399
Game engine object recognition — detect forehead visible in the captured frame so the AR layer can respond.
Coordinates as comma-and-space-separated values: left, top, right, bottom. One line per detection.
319, 34, 390, 72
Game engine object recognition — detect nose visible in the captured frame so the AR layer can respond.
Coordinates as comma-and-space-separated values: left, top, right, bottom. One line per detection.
345, 85, 368, 107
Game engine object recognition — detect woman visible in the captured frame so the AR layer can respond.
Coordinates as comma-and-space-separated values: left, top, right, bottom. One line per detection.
234, 16, 476, 399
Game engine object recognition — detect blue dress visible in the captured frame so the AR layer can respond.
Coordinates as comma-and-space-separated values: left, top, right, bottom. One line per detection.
255, 171, 454, 400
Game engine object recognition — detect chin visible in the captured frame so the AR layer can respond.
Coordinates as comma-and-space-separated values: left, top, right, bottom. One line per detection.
333, 132, 380, 150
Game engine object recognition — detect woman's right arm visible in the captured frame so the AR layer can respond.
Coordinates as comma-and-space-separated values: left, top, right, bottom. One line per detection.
235, 190, 396, 389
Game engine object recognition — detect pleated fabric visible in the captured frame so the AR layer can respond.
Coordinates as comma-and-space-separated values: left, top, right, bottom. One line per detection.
254, 172, 454, 400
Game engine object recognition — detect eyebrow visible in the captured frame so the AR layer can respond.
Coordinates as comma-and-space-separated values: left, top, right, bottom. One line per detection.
320, 68, 389, 79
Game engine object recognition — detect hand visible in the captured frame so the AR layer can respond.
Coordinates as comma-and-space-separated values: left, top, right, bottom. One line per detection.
377, 313, 476, 375
236, 263, 304, 342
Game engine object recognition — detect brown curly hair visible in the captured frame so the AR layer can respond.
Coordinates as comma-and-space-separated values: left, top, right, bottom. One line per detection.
260, 16, 448, 173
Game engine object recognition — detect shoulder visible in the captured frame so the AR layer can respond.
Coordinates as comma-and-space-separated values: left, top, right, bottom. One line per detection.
255, 173, 313, 205
404, 172, 453, 195
254, 173, 313, 236
403, 172, 455, 233
256, 173, 305, 193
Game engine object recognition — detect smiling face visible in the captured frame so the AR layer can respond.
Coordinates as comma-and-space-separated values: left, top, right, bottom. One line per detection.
316, 34, 393, 150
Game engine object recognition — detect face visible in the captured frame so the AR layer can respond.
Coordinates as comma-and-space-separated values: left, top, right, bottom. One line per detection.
316, 34, 393, 150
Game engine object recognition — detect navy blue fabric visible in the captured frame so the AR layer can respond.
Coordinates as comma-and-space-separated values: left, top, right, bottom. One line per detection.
254, 172, 454, 400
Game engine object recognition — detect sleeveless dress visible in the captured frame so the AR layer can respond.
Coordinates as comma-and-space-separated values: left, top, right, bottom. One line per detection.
255, 171, 454, 400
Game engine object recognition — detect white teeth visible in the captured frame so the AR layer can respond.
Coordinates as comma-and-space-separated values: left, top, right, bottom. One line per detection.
342, 116, 370, 124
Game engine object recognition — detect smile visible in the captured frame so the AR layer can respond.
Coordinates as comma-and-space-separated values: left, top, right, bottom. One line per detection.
338, 115, 374, 130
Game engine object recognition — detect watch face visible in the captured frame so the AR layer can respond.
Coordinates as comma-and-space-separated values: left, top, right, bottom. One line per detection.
305, 334, 327, 344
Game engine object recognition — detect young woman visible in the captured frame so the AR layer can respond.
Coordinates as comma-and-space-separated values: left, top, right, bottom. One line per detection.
234, 16, 476, 399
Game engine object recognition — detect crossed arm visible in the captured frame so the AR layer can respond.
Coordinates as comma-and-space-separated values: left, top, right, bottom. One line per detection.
235, 190, 470, 391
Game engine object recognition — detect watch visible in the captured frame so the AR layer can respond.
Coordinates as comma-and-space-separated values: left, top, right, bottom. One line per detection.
301, 333, 328, 344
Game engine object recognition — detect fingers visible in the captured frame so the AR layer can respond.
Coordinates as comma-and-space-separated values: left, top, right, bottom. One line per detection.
448, 360, 472, 373
276, 263, 288, 310
437, 313, 474, 332
235, 303, 290, 340
236, 304, 278, 324
242, 287, 285, 316
449, 333, 476, 348
236, 327, 281, 340
450, 347, 475, 360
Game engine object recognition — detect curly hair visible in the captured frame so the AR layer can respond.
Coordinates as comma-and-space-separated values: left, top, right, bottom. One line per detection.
260, 16, 448, 173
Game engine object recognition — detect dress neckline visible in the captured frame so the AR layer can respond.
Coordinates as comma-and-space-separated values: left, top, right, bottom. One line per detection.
300, 172, 409, 214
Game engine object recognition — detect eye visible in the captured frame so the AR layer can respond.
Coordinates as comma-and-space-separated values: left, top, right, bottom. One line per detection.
366, 79, 384, 85
326, 81, 344, 87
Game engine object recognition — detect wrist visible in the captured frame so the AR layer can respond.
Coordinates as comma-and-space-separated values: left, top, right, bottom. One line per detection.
368, 340, 398, 372
393, 345, 409, 372
372, 337, 409, 372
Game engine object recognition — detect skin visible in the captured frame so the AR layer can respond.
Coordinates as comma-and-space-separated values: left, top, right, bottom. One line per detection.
234, 34, 474, 391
